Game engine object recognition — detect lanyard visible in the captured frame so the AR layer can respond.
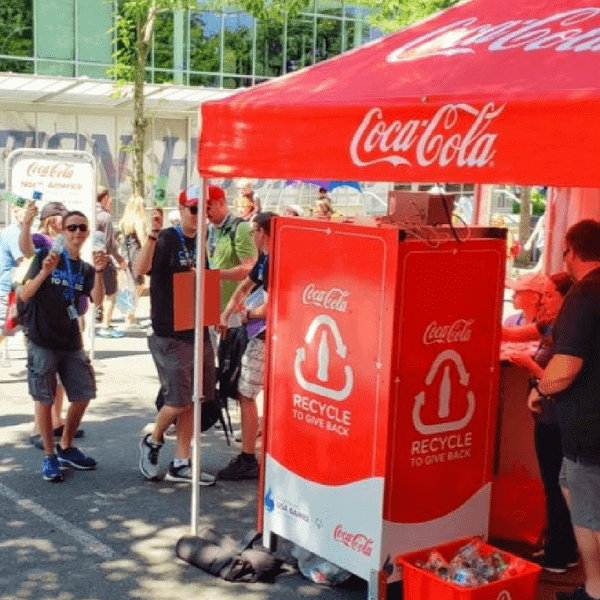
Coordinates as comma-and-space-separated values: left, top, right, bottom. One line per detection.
175, 225, 194, 269
62, 250, 78, 302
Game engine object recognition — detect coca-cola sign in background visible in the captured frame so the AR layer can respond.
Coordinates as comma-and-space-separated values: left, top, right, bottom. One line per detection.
10, 155, 94, 208
350, 103, 504, 170
387, 9, 600, 63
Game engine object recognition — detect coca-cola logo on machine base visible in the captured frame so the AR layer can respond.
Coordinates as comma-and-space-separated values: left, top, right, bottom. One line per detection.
333, 525, 373, 557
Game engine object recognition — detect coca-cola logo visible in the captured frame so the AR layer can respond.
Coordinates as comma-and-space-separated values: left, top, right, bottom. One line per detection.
26, 162, 75, 179
387, 9, 600, 62
350, 103, 504, 170
302, 284, 349, 313
423, 319, 474, 345
333, 525, 373, 557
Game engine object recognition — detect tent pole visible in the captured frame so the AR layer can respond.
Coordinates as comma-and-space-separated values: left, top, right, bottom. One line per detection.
191, 178, 208, 535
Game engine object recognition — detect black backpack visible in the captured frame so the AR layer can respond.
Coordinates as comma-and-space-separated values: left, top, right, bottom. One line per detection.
217, 325, 248, 402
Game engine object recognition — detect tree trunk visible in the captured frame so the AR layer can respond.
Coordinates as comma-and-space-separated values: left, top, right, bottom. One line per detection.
517, 186, 532, 265
133, 16, 148, 198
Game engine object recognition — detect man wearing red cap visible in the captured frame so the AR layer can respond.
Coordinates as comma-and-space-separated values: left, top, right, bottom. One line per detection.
205, 185, 256, 311
134, 185, 216, 485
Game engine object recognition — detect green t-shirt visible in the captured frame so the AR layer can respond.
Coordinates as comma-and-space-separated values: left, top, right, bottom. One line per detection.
207, 215, 256, 309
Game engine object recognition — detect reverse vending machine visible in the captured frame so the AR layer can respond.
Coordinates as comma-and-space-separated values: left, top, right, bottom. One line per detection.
260, 218, 506, 600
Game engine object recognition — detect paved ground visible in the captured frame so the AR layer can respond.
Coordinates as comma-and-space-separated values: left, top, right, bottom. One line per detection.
0, 299, 367, 600
0, 293, 583, 600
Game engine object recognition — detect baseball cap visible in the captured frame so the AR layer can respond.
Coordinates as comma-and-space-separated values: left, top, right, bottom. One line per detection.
178, 185, 200, 207
208, 185, 226, 204
40, 202, 68, 221
506, 272, 547, 294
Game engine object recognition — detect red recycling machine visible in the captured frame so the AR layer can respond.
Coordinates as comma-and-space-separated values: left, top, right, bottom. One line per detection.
260, 218, 506, 599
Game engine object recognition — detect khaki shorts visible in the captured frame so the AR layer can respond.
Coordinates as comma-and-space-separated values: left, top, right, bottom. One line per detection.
238, 337, 265, 400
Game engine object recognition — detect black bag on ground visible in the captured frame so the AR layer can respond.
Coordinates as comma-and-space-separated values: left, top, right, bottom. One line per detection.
176, 528, 284, 583
217, 325, 248, 402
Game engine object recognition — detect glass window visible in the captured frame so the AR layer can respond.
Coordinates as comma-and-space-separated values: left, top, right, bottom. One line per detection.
190, 11, 221, 76
190, 73, 220, 87
345, 18, 370, 49
223, 11, 254, 77
255, 21, 284, 78
315, 18, 342, 62
152, 11, 174, 75
284, 14, 314, 72
316, 0, 343, 18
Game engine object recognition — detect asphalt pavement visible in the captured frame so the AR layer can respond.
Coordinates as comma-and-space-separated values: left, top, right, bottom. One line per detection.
0, 297, 367, 600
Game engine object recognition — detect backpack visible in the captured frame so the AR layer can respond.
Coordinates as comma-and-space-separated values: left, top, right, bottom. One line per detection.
217, 325, 248, 402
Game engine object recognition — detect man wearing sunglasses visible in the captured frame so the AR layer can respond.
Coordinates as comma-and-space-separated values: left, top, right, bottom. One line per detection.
18, 211, 107, 482
135, 185, 216, 486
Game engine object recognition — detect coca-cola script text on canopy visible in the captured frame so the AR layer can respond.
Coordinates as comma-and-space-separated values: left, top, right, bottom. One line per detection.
350, 103, 504, 170
387, 8, 600, 62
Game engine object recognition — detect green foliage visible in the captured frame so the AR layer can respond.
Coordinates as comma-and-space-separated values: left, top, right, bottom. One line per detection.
0, 0, 33, 72
531, 188, 546, 216
353, 0, 460, 31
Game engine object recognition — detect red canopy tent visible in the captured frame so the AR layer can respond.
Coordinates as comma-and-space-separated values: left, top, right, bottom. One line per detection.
197, 0, 600, 188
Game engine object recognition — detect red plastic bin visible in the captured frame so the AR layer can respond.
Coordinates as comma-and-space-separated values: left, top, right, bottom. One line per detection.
396, 538, 541, 600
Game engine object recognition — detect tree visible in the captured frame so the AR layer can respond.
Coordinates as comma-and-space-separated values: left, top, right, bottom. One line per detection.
354, 0, 460, 31
0, 0, 33, 73
110, 0, 314, 196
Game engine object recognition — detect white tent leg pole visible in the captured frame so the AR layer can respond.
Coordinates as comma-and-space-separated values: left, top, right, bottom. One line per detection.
191, 178, 208, 535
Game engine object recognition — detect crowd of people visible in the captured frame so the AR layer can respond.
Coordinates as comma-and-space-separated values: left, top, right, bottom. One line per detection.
502, 221, 600, 600
4, 182, 600, 600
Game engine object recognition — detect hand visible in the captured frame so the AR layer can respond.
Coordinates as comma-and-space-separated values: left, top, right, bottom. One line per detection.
24, 200, 38, 226
506, 352, 535, 371
118, 258, 128, 270
150, 208, 163, 234
41, 251, 60, 276
527, 388, 545, 414
93, 250, 108, 272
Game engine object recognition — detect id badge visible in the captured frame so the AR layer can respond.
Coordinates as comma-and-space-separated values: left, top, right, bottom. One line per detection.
67, 303, 78, 320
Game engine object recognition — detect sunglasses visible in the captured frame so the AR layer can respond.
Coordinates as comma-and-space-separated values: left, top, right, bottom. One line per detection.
186, 205, 198, 215
65, 223, 88, 232
562, 248, 570, 259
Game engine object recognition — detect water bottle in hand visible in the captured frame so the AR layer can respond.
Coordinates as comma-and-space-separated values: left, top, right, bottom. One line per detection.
50, 234, 65, 257
92, 231, 106, 252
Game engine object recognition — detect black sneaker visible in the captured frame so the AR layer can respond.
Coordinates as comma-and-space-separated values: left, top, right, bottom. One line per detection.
56, 444, 96, 470
557, 587, 589, 600
217, 454, 259, 480
537, 552, 579, 573
165, 461, 216, 486
139, 433, 163, 480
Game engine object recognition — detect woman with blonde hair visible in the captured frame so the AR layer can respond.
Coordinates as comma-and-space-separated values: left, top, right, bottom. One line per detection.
119, 194, 148, 326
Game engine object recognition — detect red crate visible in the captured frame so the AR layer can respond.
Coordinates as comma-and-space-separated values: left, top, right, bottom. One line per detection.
396, 538, 541, 600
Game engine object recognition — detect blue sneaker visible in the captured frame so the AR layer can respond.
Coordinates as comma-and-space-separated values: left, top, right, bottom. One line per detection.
43, 455, 64, 482
56, 444, 96, 470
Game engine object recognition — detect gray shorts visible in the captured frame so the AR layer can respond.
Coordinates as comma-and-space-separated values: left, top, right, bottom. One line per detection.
238, 337, 265, 400
563, 457, 600, 530
148, 333, 215, 409
27, 341, 96, 404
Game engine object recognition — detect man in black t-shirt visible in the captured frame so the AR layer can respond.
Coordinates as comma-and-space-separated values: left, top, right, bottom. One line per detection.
135, 185, 216, 486
19, 211, 107, 482
218, 212, 274, 480
529, 220, 600, 600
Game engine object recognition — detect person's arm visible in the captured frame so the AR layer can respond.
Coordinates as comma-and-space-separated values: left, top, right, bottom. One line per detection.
19, 201, 38, 258
501, 323, 540, 342
134, 209, 162, 278
90, 251, 108, 306
105, 219, 126, 268
244, 301, 267, 322
505, 352, 545, 378
528, 354, 584, 412
221, 276, 254, 326
218, 255, 255, 282
19, 252, 58, 303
